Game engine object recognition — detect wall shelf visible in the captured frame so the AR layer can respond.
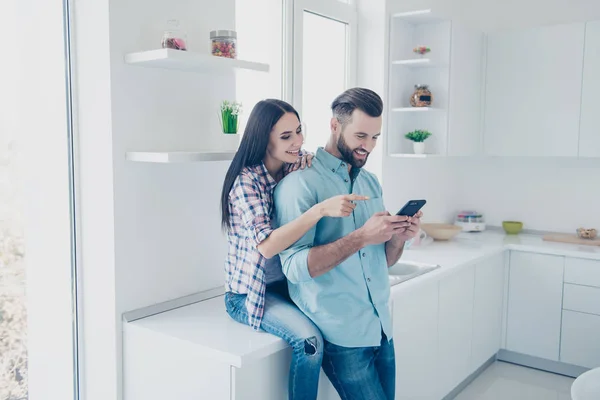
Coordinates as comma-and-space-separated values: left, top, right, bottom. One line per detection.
392, 58, 445, 68
391, 9, 446, 24
388, 153, 441, 158
124, 49, 270, 73
126, 151, 236, 163
392, 107, 439, 112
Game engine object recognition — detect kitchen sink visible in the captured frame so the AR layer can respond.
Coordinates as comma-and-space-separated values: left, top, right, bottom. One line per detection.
388, 260, 441, 286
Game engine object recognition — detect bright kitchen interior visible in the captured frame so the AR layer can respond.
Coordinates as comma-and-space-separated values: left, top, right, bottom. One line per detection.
6, 0, 600, 399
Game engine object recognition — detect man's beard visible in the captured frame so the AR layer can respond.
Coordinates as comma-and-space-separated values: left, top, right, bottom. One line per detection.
337, 133, 368, 169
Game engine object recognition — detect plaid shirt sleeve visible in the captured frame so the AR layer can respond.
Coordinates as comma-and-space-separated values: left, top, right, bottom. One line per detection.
230, 173, 273, 330
231, 173, 274, 244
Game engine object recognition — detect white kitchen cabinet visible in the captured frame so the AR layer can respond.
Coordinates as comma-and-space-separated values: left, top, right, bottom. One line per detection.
471, 253, 505, 372
579, 20, 600, 158
560, 310, 600, 369
392, 280, 439, 400
564, 257, 600, 288
483, 23, 585, 157
233, 352, 339, 400
447, 25, 484, 156
437, 264, 475, 397
506, 252, 564, 361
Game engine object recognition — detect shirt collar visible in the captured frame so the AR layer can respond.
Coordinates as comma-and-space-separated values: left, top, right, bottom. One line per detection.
316, 147, 361, 179
254, 163, 278, 190
316, 147, 346, 173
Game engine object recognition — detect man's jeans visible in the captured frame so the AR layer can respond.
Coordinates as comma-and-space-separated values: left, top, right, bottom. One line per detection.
322, 332, 396, 400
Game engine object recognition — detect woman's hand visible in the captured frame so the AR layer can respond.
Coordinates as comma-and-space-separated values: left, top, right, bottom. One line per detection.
318, 194, 370, 217
285, 151, 314, 174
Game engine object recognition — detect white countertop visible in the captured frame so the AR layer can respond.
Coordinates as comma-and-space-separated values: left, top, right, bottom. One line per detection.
126, 230, 600, 368
392, 230, 600, 292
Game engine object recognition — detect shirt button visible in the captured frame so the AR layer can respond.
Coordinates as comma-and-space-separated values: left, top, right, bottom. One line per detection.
331, 168, 335, 172
362, 252, 366, 257
341, 163, 345, 167
367, 278, 371, 282
344, 179, 349, 183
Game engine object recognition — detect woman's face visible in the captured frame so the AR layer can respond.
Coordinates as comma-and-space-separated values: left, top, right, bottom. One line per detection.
266, 112, 304, 164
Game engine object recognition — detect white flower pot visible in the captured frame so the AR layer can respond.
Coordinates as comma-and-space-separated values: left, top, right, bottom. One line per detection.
413, 142, 425, 154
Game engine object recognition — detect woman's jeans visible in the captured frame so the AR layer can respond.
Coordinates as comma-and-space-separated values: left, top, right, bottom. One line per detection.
224, 280, 323, 400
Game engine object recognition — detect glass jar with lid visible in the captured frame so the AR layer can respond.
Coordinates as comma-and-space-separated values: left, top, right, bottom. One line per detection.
210, 30, 237, 59
410, 84, 433, 107
161, 19, 187, 51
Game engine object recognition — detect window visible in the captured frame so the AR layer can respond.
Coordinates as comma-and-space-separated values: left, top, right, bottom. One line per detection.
286, 0, 357, 152
2, 0, 80, 398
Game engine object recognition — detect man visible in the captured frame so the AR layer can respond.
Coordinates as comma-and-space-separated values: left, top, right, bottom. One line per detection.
274, 87, 422, 400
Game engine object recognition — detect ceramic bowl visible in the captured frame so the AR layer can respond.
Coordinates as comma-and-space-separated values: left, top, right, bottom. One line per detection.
420, 223, 462, 241
502, 221, 523, 235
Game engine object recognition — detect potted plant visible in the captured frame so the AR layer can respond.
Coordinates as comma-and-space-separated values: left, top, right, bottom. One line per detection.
220, 100, 242, 134
405, 130, 432, 154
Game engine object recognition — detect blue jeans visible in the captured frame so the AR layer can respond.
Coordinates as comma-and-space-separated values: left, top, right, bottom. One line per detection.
224, 280, 323, 400
322, 333, 396, 400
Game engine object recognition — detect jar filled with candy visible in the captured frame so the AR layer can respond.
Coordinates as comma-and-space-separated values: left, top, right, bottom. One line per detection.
161, 20, 187, 51
210, 30, 237, 59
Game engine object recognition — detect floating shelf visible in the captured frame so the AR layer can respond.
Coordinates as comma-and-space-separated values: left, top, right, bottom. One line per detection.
124, 49, 270, 73
391, 9, 445, 24
392, 107, 439, 112
126, 151, 236, 163
388, 153, 441, 158
392, 58, 445, 68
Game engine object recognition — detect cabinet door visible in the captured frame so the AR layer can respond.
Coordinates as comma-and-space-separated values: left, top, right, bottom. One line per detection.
506, 252, 564, 361
448, 24, 484, 156
471, 253, 505, 372
393, 281, 439, 400
560, 310, 600, 369
579, 20, 600, 157
484, 23, 585, 157
438, 265, 475, 397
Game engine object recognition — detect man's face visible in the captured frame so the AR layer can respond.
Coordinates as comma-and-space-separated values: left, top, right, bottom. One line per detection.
332, 109, 382, 169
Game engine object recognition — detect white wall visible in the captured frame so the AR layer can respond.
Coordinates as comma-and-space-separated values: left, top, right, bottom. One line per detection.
384, 0, 600, 232
453, 158, 600, 233
356, 0, 386, 183
71, 0, 285, 398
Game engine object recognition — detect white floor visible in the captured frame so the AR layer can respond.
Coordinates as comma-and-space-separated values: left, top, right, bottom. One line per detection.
454, 361, 574, 400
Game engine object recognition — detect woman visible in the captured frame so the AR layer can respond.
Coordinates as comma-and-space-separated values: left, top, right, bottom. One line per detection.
220, 99, 367, 400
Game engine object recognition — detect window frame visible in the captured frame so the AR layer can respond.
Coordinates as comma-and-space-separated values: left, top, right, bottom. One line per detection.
284, 0, 358, 113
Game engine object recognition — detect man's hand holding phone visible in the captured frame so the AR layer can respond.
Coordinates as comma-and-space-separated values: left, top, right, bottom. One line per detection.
358, 212, 412, 246
392, 210, 423, 242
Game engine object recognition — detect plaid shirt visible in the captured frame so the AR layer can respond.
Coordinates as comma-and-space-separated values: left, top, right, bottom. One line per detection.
225, 163, 278, 330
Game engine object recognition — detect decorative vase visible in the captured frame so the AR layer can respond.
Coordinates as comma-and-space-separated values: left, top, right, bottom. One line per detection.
410, 84, 433, 107
221, 114, 238, 134
413, 142, 425, 154
220, 101, 242, 134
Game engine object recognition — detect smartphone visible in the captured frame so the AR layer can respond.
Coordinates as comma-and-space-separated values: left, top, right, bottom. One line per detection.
396, 199, 427, 217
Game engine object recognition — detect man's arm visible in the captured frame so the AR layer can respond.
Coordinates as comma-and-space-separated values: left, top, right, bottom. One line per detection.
385, 234, 406, 267
274, 174, 375, 282
385, 212, 423, 267
306, 230, 367, 278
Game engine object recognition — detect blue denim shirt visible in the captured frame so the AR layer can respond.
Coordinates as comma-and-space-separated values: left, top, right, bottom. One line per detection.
273, 148, 392, 347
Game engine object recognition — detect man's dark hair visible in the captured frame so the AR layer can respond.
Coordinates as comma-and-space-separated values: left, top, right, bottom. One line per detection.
331, 87, 383, 128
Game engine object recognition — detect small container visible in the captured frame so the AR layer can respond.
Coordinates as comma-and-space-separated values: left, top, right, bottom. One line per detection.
210, 30, 237, 59
410, 84, 433, 107
161, 20, 187, 51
